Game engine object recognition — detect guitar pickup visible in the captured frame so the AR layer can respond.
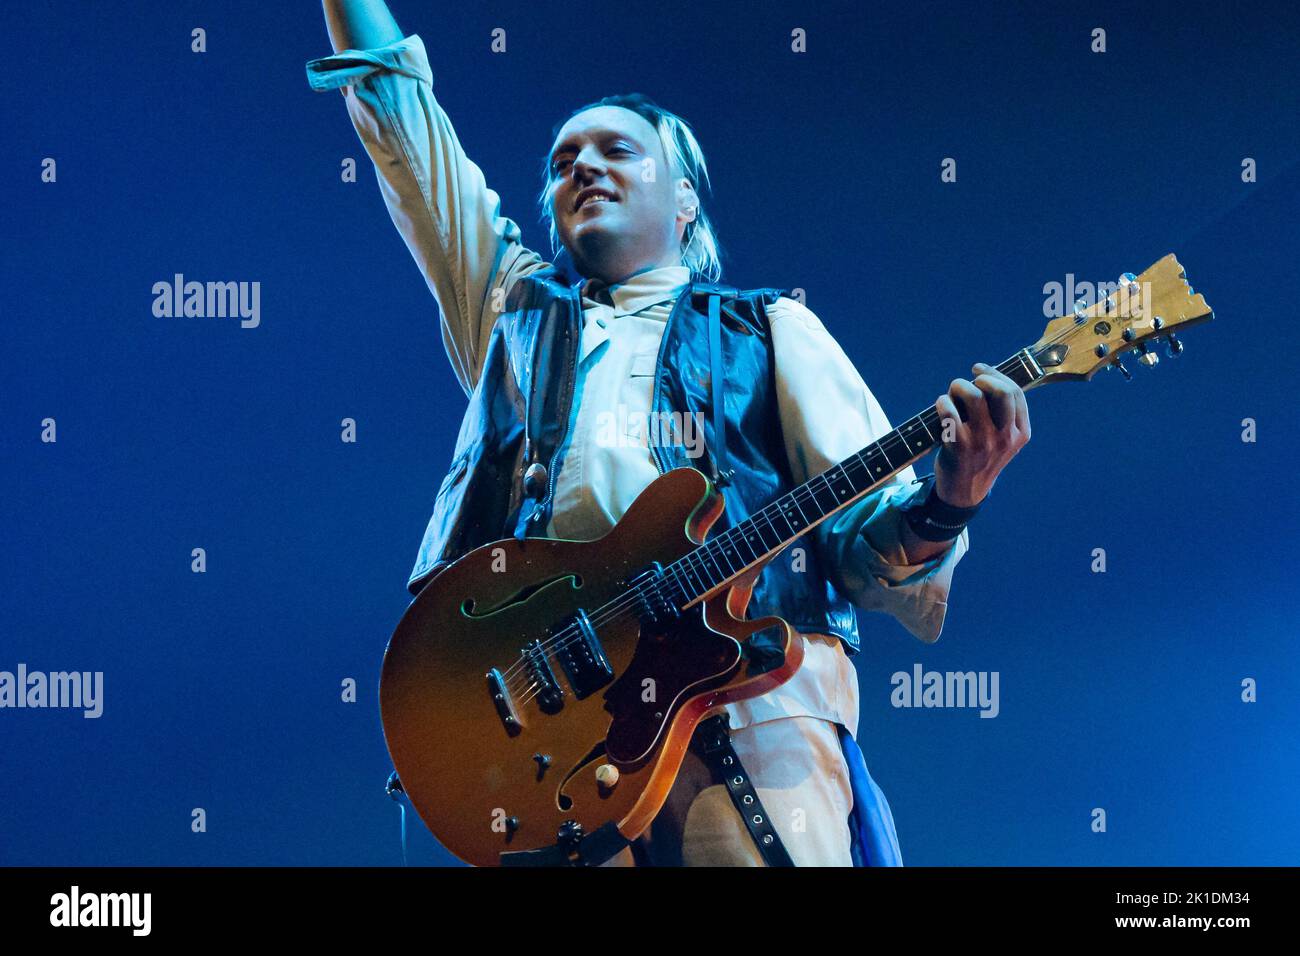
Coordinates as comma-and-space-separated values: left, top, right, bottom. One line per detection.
629, 563, 680, 626
553, 610, 614, 700
522, 640, 565, 714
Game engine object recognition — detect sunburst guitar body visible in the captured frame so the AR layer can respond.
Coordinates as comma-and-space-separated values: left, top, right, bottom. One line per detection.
380, 467, 801, 867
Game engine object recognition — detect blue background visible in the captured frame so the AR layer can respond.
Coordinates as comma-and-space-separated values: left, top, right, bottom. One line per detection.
3, 0, 1297, 866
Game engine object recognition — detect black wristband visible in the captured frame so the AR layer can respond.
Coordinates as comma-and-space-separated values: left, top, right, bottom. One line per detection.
898, 474, 983, 542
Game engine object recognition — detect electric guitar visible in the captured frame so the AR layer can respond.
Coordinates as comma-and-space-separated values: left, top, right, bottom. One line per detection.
379, 253, 1213, 866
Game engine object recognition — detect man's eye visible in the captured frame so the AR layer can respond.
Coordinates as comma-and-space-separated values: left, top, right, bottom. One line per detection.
551, 159, 572, 175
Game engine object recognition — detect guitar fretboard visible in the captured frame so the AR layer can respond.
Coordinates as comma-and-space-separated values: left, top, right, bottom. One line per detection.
660, 348, 1043, 607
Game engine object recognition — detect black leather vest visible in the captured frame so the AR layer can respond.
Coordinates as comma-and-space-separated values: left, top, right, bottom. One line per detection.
408, 265, 862, 653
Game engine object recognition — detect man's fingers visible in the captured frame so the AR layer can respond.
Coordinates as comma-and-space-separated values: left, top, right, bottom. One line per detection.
971, 373, 1018, 432
948, 378, 991, 434
973, 362, 1030, 436
1012, 380, 1029, 436
935, 393, 967, 445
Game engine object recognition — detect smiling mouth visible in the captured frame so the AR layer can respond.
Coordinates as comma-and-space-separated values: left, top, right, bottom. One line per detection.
574, 191, 618, 211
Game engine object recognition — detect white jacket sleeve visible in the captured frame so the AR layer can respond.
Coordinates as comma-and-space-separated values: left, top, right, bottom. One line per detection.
306, 34, 549, 395
768, 296, 968, 644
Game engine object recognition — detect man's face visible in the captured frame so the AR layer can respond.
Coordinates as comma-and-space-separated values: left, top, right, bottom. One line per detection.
546, 106, 691, 284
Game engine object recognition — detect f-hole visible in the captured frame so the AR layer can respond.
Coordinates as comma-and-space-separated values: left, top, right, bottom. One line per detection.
556, 741, 608, 811
460, 573, 584, 618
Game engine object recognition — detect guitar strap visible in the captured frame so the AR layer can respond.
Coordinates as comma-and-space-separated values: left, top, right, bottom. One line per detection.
692, 712, 796, 866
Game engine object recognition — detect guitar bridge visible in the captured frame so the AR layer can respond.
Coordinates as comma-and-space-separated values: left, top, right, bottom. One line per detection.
486, 668, 522, 735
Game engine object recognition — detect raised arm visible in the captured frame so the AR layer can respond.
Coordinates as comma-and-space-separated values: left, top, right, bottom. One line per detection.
310, 1, 550, 395
321, 0, 402, 53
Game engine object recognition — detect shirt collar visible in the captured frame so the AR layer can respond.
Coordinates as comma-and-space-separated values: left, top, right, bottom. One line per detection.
581, 265, 691, 318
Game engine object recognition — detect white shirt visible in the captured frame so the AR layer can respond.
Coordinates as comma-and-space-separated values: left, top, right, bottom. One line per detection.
306, 33, 969, 739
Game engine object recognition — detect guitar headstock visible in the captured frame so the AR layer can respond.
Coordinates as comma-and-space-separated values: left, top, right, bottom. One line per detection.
1028, 254, 1213, 386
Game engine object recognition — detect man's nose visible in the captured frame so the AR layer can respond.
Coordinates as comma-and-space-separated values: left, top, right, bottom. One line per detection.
571, 144, 607, 180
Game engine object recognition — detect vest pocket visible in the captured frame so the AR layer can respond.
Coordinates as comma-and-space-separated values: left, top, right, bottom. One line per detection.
629, 349, 657, 378
625, 350, 659, 445
435, 452, 471, 501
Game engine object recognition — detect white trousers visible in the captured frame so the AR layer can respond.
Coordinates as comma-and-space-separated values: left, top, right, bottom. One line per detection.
603, 715, 856, 867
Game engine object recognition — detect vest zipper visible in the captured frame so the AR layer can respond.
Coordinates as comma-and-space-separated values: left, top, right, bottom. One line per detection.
532, 448, 561, 526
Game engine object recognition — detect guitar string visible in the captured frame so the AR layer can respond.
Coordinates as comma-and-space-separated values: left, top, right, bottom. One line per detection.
497, 340, 1056, 692
501, 341, 1061, 704
500, 341, 1061, 704
500, 404, 952, 699
505, 314, 1120, 709
501, 313, 1106, 703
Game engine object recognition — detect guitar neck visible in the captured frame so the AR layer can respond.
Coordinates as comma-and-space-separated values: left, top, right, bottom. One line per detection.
665, 348, 1045, 607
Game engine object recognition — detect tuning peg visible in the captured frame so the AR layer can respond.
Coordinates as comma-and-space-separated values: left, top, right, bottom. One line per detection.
1137, 342, 1159, 367
1165, 332, 1184, 357
1073, 298, 1089, 322
1110, 356, 1133, 381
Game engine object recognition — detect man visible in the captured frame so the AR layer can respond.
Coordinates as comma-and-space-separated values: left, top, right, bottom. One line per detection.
309, 0, 1030, 866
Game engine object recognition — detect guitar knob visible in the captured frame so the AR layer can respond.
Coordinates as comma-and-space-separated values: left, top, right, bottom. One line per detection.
595, 763, 620, 789
557, 820, 585, 846
1137, 343, 1159, 367
1111, 357, 1133, 381
1165, 333, 1184, 357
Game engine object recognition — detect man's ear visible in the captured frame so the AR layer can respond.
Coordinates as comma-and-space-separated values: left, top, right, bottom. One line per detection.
676, 178, 699, 222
